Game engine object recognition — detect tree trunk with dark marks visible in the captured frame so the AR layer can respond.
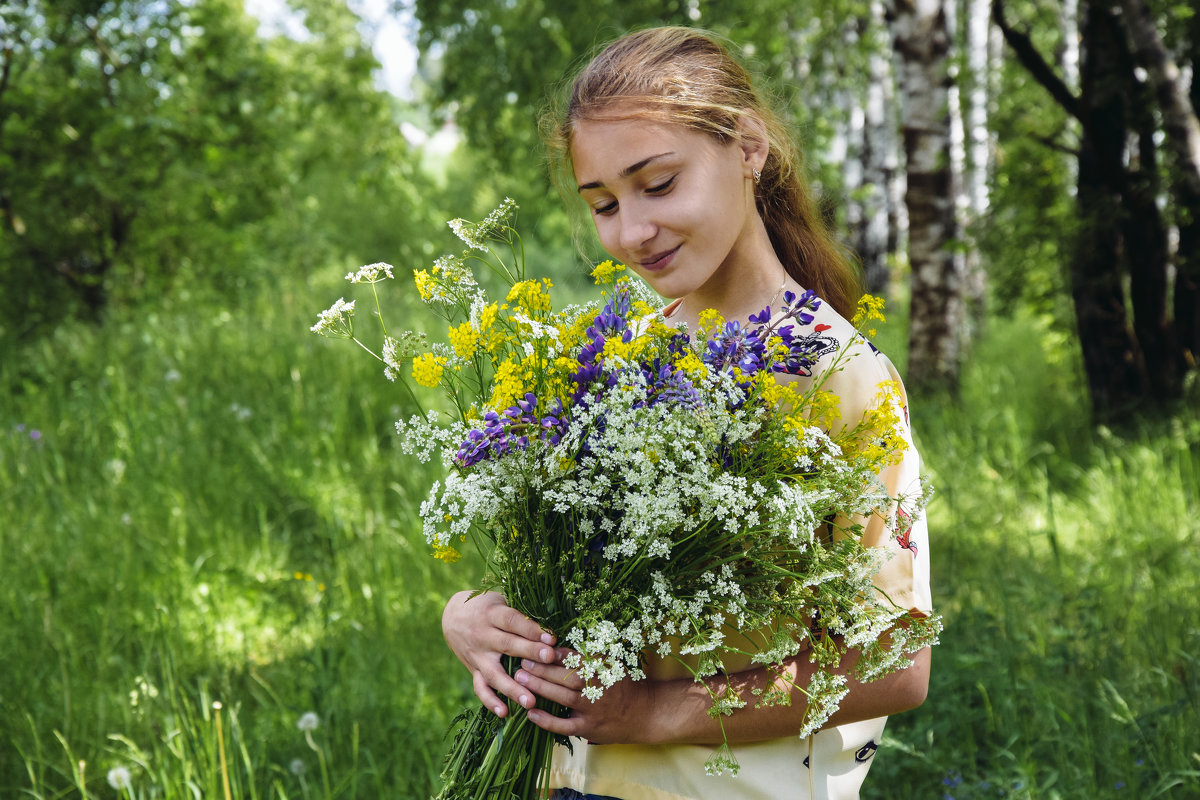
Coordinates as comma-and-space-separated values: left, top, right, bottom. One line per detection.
891, 0, 965, 394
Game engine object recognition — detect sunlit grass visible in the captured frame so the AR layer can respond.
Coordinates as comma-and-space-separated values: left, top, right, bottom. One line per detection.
1, 279, 1197, 798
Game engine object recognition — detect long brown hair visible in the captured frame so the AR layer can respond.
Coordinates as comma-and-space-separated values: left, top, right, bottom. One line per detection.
543, 26, 862, 320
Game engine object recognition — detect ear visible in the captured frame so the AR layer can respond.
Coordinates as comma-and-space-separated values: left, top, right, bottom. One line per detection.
735, 111, 770, 177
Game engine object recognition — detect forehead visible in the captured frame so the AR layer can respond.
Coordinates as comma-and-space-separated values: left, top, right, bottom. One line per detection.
570, 116, 723, 186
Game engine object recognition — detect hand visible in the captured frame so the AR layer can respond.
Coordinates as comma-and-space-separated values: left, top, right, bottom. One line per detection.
442, 590, 559, 717
517, 654, 662, 745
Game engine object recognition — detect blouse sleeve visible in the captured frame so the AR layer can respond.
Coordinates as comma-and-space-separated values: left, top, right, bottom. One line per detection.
780, 309, 934, 618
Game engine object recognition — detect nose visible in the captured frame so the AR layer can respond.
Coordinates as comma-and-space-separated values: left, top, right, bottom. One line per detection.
618, 206, 657, 252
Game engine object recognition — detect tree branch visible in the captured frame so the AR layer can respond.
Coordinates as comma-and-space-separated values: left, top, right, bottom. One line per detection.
992, 0, 1082, 122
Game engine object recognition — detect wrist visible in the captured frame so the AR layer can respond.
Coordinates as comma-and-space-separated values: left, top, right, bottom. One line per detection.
634, 676, 702, 746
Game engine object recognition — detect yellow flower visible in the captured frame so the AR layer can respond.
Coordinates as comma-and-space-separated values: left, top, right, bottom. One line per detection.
675, 351, 708, 381
411, 353, 446, 388
488, 358, 526, 411
433, 545, 462, 563
697, 308, 725, 335
602, 336, 638, 362
506, 279, 554, 313
413, 268, 435, 301
806, 389, 843, 430
590, 259, 626, 284
448, 321, 479, 358
757, 374, 800, 412
853, 294, 887, 337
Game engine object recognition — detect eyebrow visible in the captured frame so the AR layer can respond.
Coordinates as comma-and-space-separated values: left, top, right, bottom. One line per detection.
577, 152, 676, 192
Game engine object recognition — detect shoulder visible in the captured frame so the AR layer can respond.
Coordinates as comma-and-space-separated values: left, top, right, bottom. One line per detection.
775, 298, 909, 416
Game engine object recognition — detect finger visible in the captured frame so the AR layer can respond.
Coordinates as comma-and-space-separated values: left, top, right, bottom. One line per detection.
472, 670, 511, 718
492, 606, 557, 656
490, 631, 559, 665
477, 659, 550, 712
520, 658, 586, 691
527, 706, 584, 737
515, 667, 585, 708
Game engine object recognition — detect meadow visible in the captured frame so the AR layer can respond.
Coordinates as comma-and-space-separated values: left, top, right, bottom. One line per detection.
1, 258, 1197, 799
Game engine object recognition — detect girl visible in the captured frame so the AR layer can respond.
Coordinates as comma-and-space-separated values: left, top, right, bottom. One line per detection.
441, 26, 933, 800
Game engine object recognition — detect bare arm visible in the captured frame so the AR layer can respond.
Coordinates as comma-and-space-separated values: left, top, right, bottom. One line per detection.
518, 642, 930, 745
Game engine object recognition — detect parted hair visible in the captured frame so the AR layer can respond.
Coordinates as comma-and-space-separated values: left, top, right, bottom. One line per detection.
543, 26, 862, 320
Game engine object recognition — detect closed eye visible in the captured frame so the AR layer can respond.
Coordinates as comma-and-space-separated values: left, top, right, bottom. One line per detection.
647, 176, 676, 194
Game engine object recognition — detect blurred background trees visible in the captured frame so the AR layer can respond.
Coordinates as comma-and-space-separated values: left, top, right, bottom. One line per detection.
0, 0, 434, 340
409, 0, 1200, 416
2, 0, 1197, 405
2, 2, 1198, 797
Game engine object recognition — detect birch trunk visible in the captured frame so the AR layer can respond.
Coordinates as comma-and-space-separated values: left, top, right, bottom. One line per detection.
1118, 0, 1200, 373
962, 0, 993, 323
892, 0, 964, 392
1117, 0, 1200, 202
965, 0, 992, 219
856, 3, 896, 295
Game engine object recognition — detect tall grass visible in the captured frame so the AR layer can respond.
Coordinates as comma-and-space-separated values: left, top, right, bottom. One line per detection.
872, 315, 1200, 799
1, 273, 1196, 798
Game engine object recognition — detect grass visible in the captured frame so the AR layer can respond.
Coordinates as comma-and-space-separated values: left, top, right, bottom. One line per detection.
1, 269, 1197, 799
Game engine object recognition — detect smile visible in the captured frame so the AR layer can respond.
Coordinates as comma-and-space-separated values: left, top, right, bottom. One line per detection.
639, 245, 680, 271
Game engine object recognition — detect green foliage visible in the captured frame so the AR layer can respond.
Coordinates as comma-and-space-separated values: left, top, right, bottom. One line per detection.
980, 60, 1077, 329
871, 313, 1200, 799
0, 0, 436, 339
0, 271, 472, 798
411, 0, 885, 244
2, 263, 1198, 797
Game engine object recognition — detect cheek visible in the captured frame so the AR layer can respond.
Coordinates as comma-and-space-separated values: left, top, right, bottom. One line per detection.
592, 217, 622, 254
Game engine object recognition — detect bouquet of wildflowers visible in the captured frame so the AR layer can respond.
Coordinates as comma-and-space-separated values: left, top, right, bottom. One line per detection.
312, 200, 940, 798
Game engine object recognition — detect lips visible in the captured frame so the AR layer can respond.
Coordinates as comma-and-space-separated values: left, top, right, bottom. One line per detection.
639, 245, 680, 271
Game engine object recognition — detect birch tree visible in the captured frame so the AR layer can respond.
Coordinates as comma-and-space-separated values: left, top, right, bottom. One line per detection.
993, 0, 1200, 417
1118, 0, 1200, 375
891, 0, 965, 392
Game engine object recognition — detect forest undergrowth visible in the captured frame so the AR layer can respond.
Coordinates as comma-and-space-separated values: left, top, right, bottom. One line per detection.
1, 270, 1197, 799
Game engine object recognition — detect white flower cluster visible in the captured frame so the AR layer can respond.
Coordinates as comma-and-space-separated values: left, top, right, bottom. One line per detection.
310, 297, 355, 336
796, 670, 851, 739
382, 330, 433, 382
394, 412, 466, 464
448, 197, 519, 251
345, 262, 394, 284
420, 255, 485, 309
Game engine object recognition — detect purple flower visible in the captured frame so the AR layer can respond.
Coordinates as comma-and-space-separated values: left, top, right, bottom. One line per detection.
454, 395, 567, 467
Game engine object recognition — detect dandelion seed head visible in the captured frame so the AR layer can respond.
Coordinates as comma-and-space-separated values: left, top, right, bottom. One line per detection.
106, 766, 132, 791
297, 711, 319, 732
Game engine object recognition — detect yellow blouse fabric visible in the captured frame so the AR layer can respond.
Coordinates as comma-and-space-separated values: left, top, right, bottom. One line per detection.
547, 297, 934, 800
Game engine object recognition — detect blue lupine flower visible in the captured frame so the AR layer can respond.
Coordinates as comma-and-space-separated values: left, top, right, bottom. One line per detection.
455, 394, 568, 467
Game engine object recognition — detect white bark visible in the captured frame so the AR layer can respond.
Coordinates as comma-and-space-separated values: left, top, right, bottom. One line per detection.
892, 0, 965, 389
854, 3, 896, 293
1117, 0, 1200, 203
1061, 0, 1081, 93
965, 0, 992, 218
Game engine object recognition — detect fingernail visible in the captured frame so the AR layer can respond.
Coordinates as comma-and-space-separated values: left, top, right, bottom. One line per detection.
521, 658, 534, 669
493, 705, 504, 716
541, 633, 554, 645
516, 671, 529, 685
540, 647, 554, 662
519, 694, 529, 707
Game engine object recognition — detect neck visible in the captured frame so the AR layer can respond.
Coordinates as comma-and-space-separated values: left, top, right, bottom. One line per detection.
670, 219, 790, 327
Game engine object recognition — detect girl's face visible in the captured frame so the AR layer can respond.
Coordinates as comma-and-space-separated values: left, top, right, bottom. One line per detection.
571, 113, 768, 303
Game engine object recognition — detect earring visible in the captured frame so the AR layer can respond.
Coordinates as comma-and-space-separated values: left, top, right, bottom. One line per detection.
752, 168, 762, 185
